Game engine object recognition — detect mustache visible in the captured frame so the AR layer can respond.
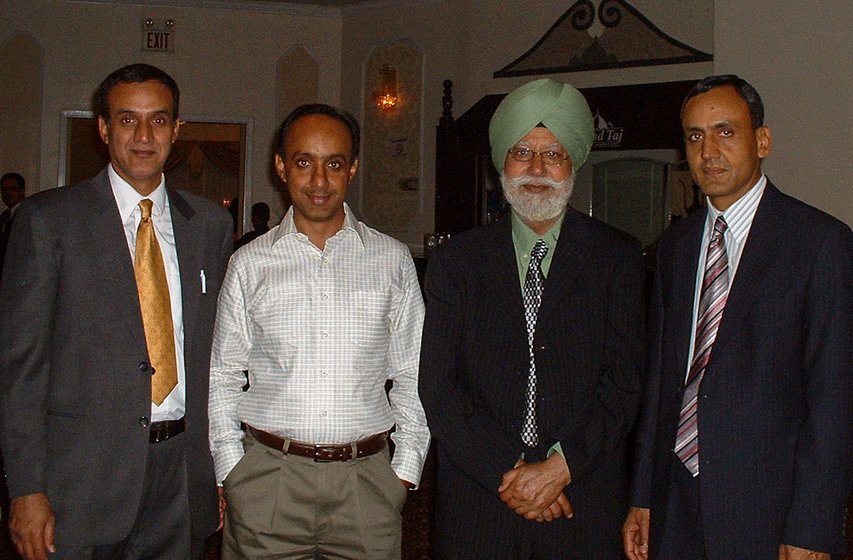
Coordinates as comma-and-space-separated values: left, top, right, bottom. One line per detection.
501, 174, 569, 190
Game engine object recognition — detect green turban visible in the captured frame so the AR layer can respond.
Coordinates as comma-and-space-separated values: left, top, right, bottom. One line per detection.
489, 78, 594, 173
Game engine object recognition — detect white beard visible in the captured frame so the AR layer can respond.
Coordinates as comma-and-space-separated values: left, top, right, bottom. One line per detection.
500, 171, 574, 223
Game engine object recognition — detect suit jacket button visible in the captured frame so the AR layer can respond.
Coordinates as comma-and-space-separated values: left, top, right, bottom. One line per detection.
138, 416, 149, 428
139, 361, 150, 373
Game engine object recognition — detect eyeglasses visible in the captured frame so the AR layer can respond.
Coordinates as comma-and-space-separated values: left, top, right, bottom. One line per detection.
507, 147, 570, 167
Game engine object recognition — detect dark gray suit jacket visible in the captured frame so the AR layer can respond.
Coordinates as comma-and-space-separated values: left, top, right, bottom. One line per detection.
632, 182, 853, 558
420, 210, 646, 558
0, 168, 232, 546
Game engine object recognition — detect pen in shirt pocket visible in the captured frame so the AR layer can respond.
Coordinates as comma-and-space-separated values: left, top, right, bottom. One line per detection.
200, 270, 206, 294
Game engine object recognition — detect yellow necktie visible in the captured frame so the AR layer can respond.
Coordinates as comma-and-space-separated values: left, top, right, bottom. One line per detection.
135, 199, 178, 405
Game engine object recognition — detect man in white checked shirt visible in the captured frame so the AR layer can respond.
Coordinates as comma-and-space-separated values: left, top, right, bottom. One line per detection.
209, 104, 430, 558
624, 75, 852, 560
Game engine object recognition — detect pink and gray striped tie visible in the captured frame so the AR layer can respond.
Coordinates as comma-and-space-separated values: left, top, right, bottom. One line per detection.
675, 216, 729, 476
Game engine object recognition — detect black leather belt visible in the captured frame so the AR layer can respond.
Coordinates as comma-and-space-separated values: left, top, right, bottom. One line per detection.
248, 425, 387, 462
150, 418, 185, 444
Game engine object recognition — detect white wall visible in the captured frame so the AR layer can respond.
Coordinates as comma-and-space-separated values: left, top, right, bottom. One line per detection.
341, 0, 716, 246
2, 0, 849, 243
0, 0, 344, 227
342, 0, 852, 240
714, 0, 852, 226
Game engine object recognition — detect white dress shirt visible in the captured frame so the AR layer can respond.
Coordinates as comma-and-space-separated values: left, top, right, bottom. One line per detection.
109, 165, 186, 421
684, 175, 766, 380
209, 203, 430, 486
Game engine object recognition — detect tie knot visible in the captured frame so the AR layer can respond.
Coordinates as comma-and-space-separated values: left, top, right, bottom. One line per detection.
530, 239, 549, 264
139, 199, 154, 220
713, 216, 728, 237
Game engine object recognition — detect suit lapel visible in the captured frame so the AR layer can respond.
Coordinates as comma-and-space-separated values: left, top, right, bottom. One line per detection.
536, 210, 589, 327
169, 189, 201, 357
480, 219, 528, 340
711, 184, 782, 357
82, 169, 147, 347
668, 210, 705, 378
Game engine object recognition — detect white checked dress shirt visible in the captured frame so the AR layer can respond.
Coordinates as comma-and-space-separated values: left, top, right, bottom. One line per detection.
209, 204, 430, 486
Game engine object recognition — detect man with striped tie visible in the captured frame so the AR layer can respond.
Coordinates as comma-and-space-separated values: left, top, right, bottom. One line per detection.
623, 75, 852, 560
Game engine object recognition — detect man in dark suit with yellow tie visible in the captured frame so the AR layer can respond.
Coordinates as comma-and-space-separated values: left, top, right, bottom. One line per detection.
623, 75, 852, 560
420, 78, 646, 559
0, 64, 232, 560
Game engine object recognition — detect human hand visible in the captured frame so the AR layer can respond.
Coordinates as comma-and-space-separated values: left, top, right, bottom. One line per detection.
400, 479, 415, 490
778, 544, 830, 560
498, 454, 571, 520
9, 493, 56, 560
622, 506, 650, 560
533, 492, 573, 522
217, 486, 227, 531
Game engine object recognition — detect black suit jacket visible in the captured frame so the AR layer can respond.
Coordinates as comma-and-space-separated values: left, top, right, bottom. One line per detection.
0, 168, 232, 546
632, 182, 853, 558
420, 210, 645, 558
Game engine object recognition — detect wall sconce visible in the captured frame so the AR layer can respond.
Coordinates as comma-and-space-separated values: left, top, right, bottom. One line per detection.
375, 65, 398, 111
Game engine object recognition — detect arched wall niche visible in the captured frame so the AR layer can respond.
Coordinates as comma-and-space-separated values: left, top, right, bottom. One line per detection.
359, 41, 423, 242
274, 46, 320, 212
0, 33, 43, 194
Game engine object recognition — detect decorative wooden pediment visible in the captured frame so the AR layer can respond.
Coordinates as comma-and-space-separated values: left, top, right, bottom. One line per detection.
494, 0, 712, 77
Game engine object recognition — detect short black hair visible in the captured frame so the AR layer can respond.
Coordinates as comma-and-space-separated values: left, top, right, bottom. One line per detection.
97, 63, 180, 122
0, 172, 25, 190
682, 74, 765, 129
275, 104, 360, 161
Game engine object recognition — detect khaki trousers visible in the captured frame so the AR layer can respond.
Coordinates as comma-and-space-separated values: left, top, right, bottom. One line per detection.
222, 432, 407, 559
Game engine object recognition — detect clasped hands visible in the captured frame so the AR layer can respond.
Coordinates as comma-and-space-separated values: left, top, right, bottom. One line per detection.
498, 452, 573, 522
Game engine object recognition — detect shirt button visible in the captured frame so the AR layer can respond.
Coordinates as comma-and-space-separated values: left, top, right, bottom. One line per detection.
321, 410, 328, 417
321, 330, 329, 338
321, 371, 328, 377
322, 257, 329, 264
321, 293, 329, 300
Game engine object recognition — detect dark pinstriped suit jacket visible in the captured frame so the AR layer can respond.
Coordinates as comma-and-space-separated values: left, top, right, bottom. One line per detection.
0, 168, 232, 547
631, 183, 853, 558
420, 210, 646, 559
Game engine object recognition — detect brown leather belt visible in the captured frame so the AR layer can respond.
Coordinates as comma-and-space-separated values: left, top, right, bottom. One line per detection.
248, 425, 387, 462
150, 418, 184, 444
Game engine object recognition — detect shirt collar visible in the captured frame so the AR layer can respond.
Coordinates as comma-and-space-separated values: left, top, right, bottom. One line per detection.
273, 202, 365, 249
705, 174, 766, 244
108, 164, 168, 224
510, 209, 564, 253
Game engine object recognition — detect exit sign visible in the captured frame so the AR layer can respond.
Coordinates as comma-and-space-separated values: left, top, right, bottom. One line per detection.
141, 19, 174, 52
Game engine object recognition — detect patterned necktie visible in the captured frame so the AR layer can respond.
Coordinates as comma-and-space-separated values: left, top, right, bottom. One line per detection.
135, 199, 178, 405
675, 216, 729, 476
521, 239, 549, 447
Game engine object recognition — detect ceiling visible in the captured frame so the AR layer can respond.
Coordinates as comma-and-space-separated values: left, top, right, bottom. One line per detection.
250, 0, 376, 4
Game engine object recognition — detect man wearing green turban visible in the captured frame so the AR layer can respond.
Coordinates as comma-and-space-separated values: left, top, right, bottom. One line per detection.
420, 78, 645, 559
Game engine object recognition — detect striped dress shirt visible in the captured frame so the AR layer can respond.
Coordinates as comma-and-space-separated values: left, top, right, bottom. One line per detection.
209, 204, 430, 486
684, 175, 767, 381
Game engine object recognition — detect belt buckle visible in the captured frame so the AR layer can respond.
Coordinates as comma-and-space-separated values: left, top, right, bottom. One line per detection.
313, 445, 336, 462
